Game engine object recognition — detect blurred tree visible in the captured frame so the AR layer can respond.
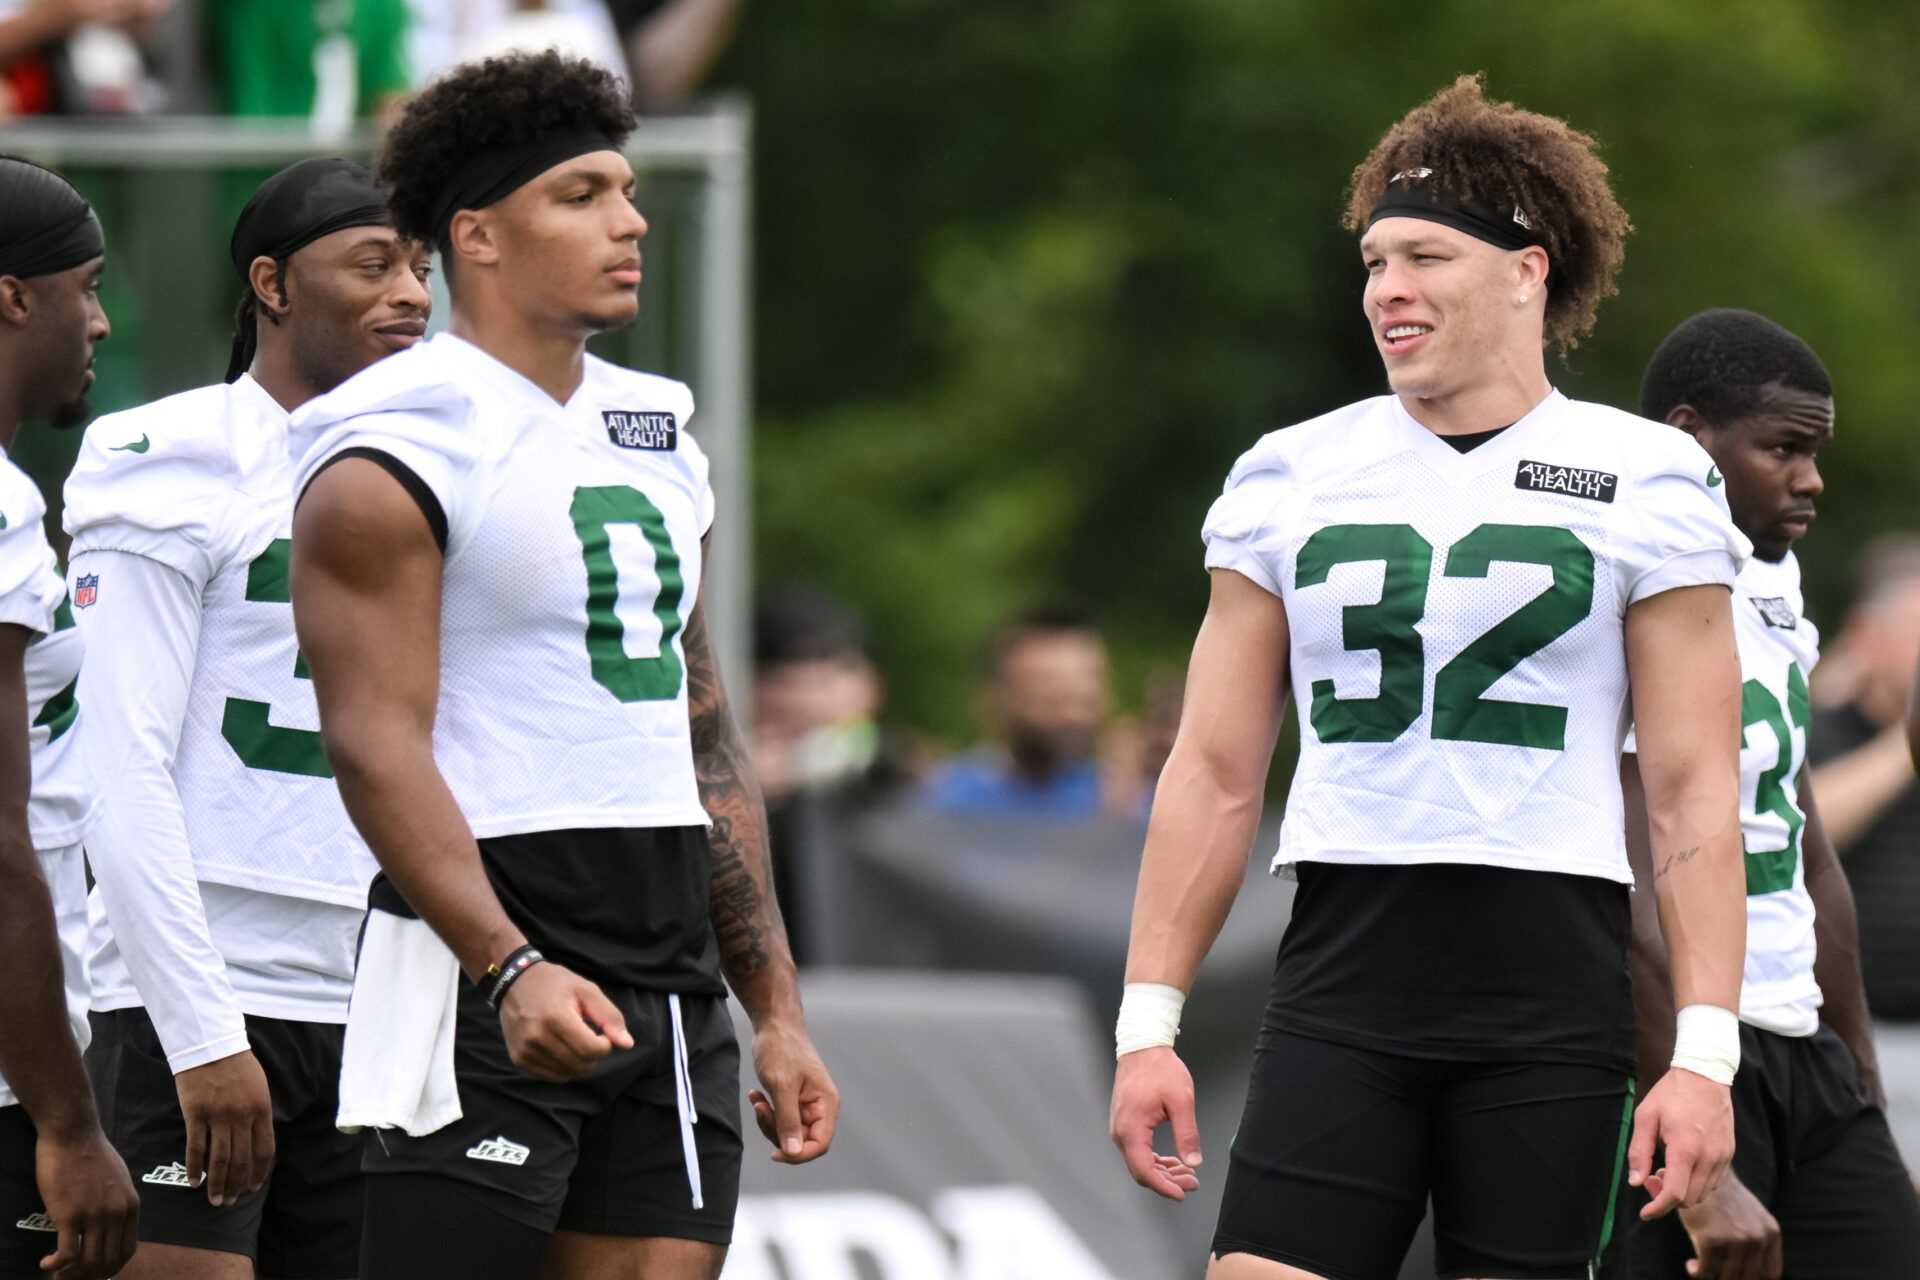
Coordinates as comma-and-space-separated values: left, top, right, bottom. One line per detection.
725, 0, 1920, 742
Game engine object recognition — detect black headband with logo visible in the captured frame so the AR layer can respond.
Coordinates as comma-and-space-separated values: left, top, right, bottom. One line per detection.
1366, 166, 1549, 253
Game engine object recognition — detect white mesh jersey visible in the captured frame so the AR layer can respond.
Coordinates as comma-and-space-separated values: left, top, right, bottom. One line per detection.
65, 376, 376, 907
1205, 391, 1748, 885
1685, 552, 1822, 1035
0, 451, 92, 1108
0, 453, 93, 848
291, 333, 714, 837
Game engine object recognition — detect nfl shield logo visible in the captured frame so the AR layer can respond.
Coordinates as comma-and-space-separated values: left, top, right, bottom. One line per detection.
73, 575, 98, 609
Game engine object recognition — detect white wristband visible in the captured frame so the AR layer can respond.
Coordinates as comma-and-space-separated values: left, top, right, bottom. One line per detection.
1670, 1004, 1740, 1086
1116, 983, 1186, 1059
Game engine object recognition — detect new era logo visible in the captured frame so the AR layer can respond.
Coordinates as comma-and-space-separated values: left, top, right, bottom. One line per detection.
604, 410, 677, 451
1751, 596, 1799, 630
142, 1162, 192, 1187
466, 1136, 530, 1166
1514, 459, 1618, 504
14, 1213, 55, 1232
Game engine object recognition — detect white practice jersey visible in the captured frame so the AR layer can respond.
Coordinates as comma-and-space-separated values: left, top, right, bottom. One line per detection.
1628, 552, 1822, 1035
0, 451, 93, 1106
1205, 390, 1747, 885
66, 376, 377, 907
292, 333, 714, 837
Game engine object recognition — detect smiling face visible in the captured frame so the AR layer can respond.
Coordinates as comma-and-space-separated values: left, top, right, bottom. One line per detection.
1681, 382, 1833, 563
1360, 217, 1547, 402
467, 149, 648, 336
276, 225, 433, 394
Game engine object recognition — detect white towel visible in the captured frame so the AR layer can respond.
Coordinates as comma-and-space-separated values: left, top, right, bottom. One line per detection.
335, 910, 462, 1136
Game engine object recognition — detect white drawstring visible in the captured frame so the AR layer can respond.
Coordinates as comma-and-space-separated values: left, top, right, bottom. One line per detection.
667, 994, 703, 1210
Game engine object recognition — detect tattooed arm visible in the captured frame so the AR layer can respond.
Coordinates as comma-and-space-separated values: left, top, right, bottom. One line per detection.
684, 558, 837, 1164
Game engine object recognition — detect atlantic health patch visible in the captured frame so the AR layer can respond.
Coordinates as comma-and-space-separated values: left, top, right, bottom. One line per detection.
1514, 459, 1618, 504
1750, 596, 1798, 630
604, 410, 677, 451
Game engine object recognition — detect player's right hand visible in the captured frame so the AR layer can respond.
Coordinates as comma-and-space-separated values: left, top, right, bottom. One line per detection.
1676, 1169, 1782, 1280
1628, 1066, 1736, 1220
175, 1048, 275, 1207
34, 1123, 138, 1279
1110, 1046, 1204, 1202
497, 961, 634, 1082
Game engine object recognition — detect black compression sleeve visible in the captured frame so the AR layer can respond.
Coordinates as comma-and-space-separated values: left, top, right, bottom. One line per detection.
300, 447, 450, 552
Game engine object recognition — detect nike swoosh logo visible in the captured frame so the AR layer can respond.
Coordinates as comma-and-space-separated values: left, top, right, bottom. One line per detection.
110, 435, 150, 454
1707, 466, 1723, 487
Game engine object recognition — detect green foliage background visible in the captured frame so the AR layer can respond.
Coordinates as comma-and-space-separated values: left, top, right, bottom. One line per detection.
722, 0, 1920, 743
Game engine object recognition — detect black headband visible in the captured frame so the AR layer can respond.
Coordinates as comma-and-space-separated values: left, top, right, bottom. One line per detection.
0, 155, 105, 280
428, 130, 620, 248
226, 157, 390, 382
1366, 167, 1549, 254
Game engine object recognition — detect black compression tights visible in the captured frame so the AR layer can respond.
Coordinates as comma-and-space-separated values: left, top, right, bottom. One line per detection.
362, 1175, 552, 1280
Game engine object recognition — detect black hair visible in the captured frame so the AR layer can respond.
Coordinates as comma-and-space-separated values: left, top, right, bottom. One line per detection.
379, 50, 635, 253
988, 603, 1102, 676
754, 585, 870, 669
1640, 308, 1833, 425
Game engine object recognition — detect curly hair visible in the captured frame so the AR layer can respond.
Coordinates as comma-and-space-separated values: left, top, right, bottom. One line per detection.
1639, 308, 1831, 425
1342, 74, 1630, 352
380, 50, 635, 252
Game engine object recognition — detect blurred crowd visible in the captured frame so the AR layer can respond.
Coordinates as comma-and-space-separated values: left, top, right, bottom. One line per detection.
0, 0, 740, 122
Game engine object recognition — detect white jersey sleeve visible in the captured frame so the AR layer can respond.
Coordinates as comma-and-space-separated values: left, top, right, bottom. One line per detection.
1202, 436, 1294, 597
1613, 434, 1748, 604
0, 459, 58, 636
72, 549, 250, 1072
64, 387, 264, 589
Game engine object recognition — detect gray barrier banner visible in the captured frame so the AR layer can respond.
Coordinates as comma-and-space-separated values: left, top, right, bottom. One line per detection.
723, 970, 1186, 1280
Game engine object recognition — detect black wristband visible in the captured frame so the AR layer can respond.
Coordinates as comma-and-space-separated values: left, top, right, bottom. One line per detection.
484, 945, 545, 1011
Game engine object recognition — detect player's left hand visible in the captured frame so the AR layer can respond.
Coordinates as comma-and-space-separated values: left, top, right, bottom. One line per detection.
748, 1016, 838, 1164
1676, 1169, 1781, 1280
1630, 1066, 1736, 1220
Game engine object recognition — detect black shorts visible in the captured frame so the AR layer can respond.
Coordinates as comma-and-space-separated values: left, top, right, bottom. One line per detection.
1214, 1029, 1634, 1280
0, 1106, 56, 1278
1610, 1022, 1920, 1278
86, 1008, 363, 1280
361, 968, 742, 1242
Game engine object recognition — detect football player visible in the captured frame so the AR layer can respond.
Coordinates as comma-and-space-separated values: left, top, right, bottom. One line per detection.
287, 52, 837, 1280
65, 158, 429, 1280
0, 153, 137, 1280
1109, 76, 1749, 1280
1611, 309, 1920, 1277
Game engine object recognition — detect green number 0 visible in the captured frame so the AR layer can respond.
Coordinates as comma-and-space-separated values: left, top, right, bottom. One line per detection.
1296, 521, 1594, 749
569, 485, 687, 703
1741, 663, 1810, 895
220, 539, 333, 778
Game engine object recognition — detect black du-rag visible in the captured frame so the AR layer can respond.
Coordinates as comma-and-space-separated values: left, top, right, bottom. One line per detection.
0, 154, 104, 282
226, 157, 389, 382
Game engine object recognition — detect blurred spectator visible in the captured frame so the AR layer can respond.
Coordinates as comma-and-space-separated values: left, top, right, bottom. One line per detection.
752, 584, 909, 808
406, 0, 624, 85
1807, 534, 1920, 1160
405, 0, 738, 108
752, 584, 911, 963
1099, 668, 1185, 819
607, 0, 740, 111
206, 0, 409, 130
0, 0, 169, 117
919, 605, 1114, 821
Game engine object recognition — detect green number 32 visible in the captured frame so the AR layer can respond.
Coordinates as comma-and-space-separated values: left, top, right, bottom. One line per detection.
1296, 522, 1595, 750
1741, 663, 1810, 896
